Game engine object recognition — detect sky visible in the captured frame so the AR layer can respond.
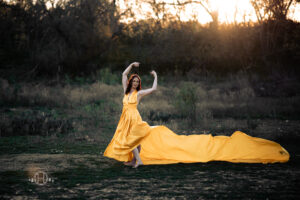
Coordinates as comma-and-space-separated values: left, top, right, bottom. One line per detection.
117, 0, 300, 24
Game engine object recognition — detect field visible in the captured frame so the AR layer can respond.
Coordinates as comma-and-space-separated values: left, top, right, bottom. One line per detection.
1, 73, 300, 199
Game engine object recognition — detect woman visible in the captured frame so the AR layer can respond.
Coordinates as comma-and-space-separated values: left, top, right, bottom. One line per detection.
103, 62, 157, 168
103, 62, 290, 168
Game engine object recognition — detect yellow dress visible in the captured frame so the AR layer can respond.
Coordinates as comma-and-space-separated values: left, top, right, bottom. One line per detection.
103, 89, 290, 164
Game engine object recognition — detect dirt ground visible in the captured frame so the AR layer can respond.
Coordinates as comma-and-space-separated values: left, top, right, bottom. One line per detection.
1, 118, 300, 199
1, 148, 300, 199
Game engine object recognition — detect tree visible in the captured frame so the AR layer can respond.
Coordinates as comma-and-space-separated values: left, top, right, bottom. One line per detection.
141, 0, 219, 29
250, 0, 296, 22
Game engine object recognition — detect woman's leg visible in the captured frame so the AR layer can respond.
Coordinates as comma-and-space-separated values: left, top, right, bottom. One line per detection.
124, 145, 141, 166
132, 147, 143, 168
137, 144, 141, 152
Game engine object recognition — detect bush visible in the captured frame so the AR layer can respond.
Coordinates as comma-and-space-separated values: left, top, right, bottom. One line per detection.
96, 68, 119, 85
173, 82, 198, 127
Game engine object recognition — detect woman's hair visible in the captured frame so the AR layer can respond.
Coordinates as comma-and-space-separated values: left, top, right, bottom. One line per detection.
125, 74, 142, 94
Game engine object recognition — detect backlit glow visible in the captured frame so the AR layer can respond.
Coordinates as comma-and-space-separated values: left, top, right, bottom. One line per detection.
118, 0, 300, 24
4, 0, 300, 24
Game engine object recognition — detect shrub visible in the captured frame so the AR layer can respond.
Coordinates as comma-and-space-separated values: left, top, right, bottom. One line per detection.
173, 82, 198, 127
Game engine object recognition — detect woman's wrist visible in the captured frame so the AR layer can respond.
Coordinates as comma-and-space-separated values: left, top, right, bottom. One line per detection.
127, 64, 133, 71
123, 65, 132, 75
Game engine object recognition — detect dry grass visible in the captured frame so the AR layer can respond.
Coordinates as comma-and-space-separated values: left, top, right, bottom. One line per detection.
1, 79, 122, 107
1, 74, 299, 139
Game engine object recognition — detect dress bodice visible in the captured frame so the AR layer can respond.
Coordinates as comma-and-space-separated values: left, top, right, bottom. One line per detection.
123, 90, 138, 109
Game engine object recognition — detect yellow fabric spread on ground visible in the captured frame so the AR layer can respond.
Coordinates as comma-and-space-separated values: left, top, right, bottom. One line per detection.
103, 89, 290, 164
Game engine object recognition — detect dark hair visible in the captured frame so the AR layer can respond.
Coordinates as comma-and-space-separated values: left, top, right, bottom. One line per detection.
125, 74, 142, 94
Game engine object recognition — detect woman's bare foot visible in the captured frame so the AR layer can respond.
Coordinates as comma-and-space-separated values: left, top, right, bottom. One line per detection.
132, 161, 143, 168
124, 160, 135, 166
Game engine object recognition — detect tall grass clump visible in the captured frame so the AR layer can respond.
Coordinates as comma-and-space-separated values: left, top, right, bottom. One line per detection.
94, 68, 119, 85
138, 85, 174, 123
173, 82, 198, 127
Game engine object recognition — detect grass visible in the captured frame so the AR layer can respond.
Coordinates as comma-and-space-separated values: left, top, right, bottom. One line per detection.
0, 72, 299, 198
0, 135, 104, 155
1, 72, 300, 141
1, 153, 299, 199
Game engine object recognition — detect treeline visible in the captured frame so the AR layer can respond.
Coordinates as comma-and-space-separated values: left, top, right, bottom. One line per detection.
0, 0, 299, 80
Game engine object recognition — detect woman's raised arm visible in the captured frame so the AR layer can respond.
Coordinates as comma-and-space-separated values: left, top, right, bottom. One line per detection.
137, 70, 157, 102
122, 62, 140, 93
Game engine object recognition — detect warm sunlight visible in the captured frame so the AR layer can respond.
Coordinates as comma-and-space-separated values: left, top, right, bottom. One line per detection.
4, 0, 300, 23
210, 0, 256, 23
118, 0, 300, 24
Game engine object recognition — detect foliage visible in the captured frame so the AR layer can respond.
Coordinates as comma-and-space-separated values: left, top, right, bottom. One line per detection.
95, 68, 119, 85
0, 108, 72, 137
0, 0, 120, 76
0, 0, 299, 80
250, 0, 296, 22
173, 82, 198, 127
1, 75, 300, 138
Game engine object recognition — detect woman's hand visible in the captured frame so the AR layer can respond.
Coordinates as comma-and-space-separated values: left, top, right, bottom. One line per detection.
123, 62, 139, 93
131, 62, 140, 68
137, 70, 158, 101
150, 70, 157, 77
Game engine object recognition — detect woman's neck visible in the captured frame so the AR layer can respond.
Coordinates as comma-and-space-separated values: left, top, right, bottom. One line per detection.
130, 88, 136, 93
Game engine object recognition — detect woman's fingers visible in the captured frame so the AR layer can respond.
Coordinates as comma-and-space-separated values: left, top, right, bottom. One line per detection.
132, 62, 140, 67
150, 70, 157, 76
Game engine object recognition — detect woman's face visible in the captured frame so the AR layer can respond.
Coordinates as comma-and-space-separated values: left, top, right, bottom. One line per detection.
131, 77, 140, 89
